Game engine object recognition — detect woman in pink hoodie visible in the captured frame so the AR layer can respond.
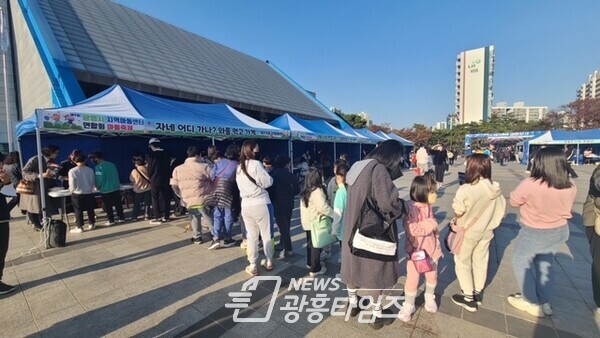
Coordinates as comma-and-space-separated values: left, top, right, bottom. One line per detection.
508, 147, 577, 317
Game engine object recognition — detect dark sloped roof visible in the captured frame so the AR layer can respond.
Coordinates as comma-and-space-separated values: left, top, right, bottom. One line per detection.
35, 0, 335, 120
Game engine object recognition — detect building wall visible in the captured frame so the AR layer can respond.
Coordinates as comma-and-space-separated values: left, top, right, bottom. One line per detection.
0, 0, 18, 151
10, 0, 53, 121
491, 103, 548, 123
577, 70, 599, 100
455, 46, 494, 124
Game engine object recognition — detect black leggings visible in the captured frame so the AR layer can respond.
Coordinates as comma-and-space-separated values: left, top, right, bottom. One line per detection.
151, 184, 172, 220
305, 231, 322, 273
434, 164, 445, 183
0, 221, 9, 280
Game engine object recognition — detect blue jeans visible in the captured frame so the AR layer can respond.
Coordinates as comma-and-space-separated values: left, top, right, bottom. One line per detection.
268, 203, 275, 237
512, 224, 569, 305
213, 207, 233, 240
189, 206, 213, 240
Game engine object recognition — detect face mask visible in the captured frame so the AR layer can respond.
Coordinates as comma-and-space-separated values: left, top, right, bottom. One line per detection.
428, 192, 437, 204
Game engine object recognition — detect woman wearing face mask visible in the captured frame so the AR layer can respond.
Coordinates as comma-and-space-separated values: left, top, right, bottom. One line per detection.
340, 140, 410, 330
20, 145, 61, 231
235, 140, 274, 276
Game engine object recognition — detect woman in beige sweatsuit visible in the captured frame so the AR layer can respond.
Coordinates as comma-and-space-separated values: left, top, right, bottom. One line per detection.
450, 154, 506, 312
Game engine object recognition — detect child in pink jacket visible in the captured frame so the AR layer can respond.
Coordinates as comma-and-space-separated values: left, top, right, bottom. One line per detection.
398, 172, 442, 322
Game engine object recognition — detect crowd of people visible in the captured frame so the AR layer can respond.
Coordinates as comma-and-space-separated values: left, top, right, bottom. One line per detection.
0, 138, 599, 332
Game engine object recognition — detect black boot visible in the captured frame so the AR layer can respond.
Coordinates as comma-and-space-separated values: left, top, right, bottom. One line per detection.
345, 296, 362, 317
370, 308, 394, 330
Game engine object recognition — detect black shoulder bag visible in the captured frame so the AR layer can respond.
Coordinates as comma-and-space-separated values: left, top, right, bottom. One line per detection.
348, 163, 403, 262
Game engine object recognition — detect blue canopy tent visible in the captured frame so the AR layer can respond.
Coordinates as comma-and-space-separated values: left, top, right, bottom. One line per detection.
376, 131, 393, 140
526, 129, 600, 165
338, 120, 371, 161
355, 128, 387, 157
268, 113, 317, 163
16, 85, 285, 220
17, 85, 287, 169
269, 113, 362, 170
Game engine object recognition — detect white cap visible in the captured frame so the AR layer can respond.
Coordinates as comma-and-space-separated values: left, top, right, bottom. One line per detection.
149, 138, 160, 145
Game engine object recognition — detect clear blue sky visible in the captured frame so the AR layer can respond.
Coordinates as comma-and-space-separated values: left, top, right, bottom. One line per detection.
115, 0, 600, 128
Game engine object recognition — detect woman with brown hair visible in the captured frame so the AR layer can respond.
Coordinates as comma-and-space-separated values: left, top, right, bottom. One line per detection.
451, 154, 506, 312
235, 140, 274, 276
20, 145, 61, 231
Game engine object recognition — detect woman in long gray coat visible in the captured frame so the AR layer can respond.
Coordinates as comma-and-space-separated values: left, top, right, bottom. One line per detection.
583, 165, 600, 314
20, 145, 60, 230
341, 140, 409, 330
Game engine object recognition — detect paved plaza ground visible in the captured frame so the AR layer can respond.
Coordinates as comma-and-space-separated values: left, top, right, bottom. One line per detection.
1, 161, 600, 337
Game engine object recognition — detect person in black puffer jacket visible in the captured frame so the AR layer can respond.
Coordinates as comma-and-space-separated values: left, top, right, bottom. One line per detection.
147, 138, 172, 224
268, 155, 300, 257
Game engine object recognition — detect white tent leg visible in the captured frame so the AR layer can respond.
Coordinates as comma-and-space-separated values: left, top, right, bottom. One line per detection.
211, 137, 215, 146
16, 137, 24, 169
36, 125, 47, 222
576, 143, 580, 166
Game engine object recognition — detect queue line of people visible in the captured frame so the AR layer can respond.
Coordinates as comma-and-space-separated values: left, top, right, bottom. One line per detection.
0, 139, 594, 331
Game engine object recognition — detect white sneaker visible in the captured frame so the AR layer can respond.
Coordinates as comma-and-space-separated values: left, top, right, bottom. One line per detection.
69, 227, 83, 234
309, 267, 327, 278
149, 219, 163, 225
260, 259, 274, 271
85, 224, 96, 231
104, 221, 115, 226
596, 308, 600, 315
424, 293, 438, 313
542, 303, 553, 316
507, 295, 544, 317
397, 302, 415, 322
245, 265, 259, 277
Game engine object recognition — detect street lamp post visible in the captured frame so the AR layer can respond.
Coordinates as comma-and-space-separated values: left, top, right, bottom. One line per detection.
0, 7, 11, 152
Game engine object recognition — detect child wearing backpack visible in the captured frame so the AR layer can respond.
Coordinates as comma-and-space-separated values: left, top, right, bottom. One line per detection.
398, 171, 442, 322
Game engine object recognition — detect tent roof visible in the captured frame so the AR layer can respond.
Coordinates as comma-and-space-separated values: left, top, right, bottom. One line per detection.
294, 117, 357, 143
385, 132, 414, 146
338, 120, 371, 142
529, 129, 600, 145
269, 113, 360, 143
356, 128, 387, 142
376, 131, 393, 140
269, 114, 314, 134
17, 85, 283, 139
